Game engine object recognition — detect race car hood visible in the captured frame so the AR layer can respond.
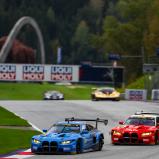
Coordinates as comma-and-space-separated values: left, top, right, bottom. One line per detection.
33, 132, 80, 142
93, 91, 119, 97
112, 125, 155, 133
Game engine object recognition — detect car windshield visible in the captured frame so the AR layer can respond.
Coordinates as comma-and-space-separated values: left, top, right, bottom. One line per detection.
46, 124, 80, 134
100, 88, 114, 94
49, 91, 58, 94
125, 117, 155, 126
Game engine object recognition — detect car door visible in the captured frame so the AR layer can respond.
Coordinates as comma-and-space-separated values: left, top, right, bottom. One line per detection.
87, 124, 97, 146
156, 117, 159, 140
81, 124, 94, 149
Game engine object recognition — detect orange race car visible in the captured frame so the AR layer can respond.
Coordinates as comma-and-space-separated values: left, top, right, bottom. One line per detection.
91, 87, 120, 101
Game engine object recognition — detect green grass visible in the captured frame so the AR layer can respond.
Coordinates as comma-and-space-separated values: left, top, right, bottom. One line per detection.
0, 106, 40, 155
0, 106, 29, 126
117, 76, 146, 93
0, 78, 148, 100
0, 128, 39, 155
126, 76, 145, 89
0, 82, 96, 100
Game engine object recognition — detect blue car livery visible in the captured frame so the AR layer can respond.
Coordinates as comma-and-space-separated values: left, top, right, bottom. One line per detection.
31, 117, 108, 154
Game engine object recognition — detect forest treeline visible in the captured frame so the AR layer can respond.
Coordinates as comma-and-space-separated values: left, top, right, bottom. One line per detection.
0, 0, 159, 82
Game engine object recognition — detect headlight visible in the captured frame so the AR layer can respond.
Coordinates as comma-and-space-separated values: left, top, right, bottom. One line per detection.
110, 93, 119, 97
61, 140, 71, 145
113, 131, 122, 136
96, 92, 103, 96
141, 132, 152, 137
45, 94, 51, 97
58, 95, 63, 98
33, 139, 41, 144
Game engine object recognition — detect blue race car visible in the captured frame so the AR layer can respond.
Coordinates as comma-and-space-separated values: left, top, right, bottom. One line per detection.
31, 117, 108, 154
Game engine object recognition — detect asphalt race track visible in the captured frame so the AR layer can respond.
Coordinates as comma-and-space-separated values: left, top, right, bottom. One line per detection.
1, 100, 159, 159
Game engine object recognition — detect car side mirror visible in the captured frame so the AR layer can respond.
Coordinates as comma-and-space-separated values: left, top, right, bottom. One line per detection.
81, 130, 89, 134
119, 121, 124, 125
42, 129, 47, 133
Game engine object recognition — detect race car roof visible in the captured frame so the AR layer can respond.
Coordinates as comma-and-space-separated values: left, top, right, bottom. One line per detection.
131, 114, 159, 118
46, 91, 60, 94
97, 87, 115, 90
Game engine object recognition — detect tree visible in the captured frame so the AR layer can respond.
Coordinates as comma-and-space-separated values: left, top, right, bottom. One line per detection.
144, 0, 159, 63
71, 20, 91, 63
94, 0, 153, 82
76, 0, 105, 33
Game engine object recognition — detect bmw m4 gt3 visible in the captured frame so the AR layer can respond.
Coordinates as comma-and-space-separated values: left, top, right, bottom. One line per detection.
31, 117, 108, 154
91, 87, 120, 101
111, 112, 159, 145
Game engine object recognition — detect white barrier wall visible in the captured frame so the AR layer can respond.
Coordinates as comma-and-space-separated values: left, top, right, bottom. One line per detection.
125, 89, 147, 101
0, 64, 79, 82
151, 89, 159, 101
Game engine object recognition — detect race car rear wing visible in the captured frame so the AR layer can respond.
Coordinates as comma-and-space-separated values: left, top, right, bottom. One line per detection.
135, 111, 159, 116
65, 117, 108, 129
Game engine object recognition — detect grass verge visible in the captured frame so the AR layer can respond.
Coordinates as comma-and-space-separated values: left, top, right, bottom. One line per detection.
0, 106, 40, 155
0, 128, 39, 155
0, 82, 95, 100
126, 76, 145, 89
0, 106, 29, 126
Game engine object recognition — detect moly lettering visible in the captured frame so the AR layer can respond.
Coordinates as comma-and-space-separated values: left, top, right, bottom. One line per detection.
23, 73, 44, 80
51, 73, 72, 81
0, 73, 16, 80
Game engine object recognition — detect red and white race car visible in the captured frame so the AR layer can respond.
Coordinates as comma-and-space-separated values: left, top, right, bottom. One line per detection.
111, 112, 159, 145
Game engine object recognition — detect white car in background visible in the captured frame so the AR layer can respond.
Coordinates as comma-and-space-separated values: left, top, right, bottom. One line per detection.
44, 91, 64, 100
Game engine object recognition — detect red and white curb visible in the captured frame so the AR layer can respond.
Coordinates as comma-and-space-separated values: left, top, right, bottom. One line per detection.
0, 149, 35, 159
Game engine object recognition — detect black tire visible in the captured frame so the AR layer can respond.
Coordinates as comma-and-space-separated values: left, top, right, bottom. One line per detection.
112, 143, 119, 145
31, 148, 38, 154
113, 97, 120, 101
97, 138, 104, 151
76, 139, 82, 154
91, 95, 97, 101
155, 131, 159, 145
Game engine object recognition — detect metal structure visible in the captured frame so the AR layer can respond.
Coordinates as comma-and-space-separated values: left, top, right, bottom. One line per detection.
143, 64, 159, 98
65, 117, 108, 129
0, 16, 45, 64
143, 63, 159, 73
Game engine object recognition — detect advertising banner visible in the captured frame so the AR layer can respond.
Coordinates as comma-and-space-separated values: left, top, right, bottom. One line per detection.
0, 64, 79, 82
22, 65, 44, 81
0, 64, 16, 80
125, 89, 147, 101
51, 66, 73, 81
